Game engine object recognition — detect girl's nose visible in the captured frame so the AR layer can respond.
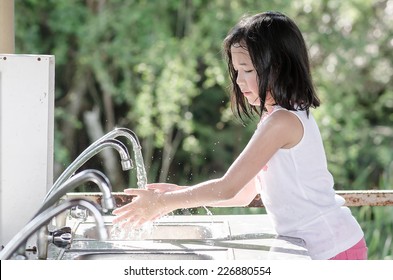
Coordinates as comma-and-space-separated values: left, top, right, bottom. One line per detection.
236, 71, 245, 86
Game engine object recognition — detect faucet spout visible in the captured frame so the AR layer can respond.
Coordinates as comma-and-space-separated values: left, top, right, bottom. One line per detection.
36, 169, 115, 217
44, 138, 132, 201
102, 127, 148, 189
0, 198, 107, 260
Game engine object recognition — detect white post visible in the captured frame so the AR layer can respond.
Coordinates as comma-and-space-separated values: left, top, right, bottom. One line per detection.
0, 54, 54, 247
0, 0, 15, 53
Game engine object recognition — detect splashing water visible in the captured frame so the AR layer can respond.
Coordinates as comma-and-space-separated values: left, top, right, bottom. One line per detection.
110, 207, 213, 240
110, 221, 155, 240
203, 206, 213, 216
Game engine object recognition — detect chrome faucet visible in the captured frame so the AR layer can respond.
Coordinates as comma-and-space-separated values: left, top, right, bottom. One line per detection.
101, 127, 147, 189
36, 169, 115, 217
0, 198, 107, 260
33, 169, 115, 259
44, 138, 132, 201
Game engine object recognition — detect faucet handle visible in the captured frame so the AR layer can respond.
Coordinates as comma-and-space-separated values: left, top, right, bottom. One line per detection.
70, 205, 89, 220
50, 227, 72, 249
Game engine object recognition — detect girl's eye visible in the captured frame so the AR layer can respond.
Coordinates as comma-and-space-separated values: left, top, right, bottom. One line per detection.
244, 70, 254, 73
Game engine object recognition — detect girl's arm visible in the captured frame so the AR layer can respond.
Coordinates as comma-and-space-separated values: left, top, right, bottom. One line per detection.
145, 177, 259, 207
112, 110, 302, 227
208, 177, 259, 207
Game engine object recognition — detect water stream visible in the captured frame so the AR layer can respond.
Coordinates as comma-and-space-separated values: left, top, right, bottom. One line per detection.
114, 128, 214, 238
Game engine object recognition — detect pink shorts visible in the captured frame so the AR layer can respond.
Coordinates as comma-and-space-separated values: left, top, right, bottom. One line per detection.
329, 238, 368, 260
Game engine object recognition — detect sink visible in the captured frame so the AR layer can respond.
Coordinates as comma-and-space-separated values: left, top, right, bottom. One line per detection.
76, 221, 230, 240
73, 251, 215, 260
59, 246, 232, 260
57, 219, 233, 260
51, 214, 311, 260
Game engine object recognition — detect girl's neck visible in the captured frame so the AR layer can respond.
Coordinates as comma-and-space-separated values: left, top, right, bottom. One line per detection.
265, 104, 275, 114
260, 105, 275, 123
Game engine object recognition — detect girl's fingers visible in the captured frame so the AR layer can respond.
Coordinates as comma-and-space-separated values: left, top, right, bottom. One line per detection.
120, 218, 136, 229
112, 189, 144, 215
112, 211, 132, 224
112, 205, 128, 215
151, 213, 161, 220
112, 204, 149, 226
146, 183, 182, 193
112, 189, 149, 215
145, 185, 166, 193
112, 198, 139, 214
111, 188, 162, 228
112, 207, 158, 228
120, 215, 146, 229
123, 188, 149, 196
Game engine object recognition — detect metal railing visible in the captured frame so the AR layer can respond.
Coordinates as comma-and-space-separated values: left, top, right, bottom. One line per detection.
248, 190, 393, 207
67, 190, 393, 208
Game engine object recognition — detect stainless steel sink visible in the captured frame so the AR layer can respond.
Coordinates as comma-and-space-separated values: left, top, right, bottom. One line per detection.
76, 221, 230, 240
73, 251, 215, 260
59, 246, 232, 260
55, 219, 233, 260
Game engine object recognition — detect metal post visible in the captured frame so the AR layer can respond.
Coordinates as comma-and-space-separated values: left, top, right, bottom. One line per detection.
0, 0, 15, 53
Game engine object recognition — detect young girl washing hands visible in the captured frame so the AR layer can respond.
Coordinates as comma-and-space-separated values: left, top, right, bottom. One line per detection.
112, 11, 367, 260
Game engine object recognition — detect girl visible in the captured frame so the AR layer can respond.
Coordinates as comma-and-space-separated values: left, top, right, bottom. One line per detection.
113, 11, 367, 260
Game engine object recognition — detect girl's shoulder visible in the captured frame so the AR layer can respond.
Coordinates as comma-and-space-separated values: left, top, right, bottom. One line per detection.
262, 106, 303, 127
260, 107, 304, 149
269, 109, 302, 129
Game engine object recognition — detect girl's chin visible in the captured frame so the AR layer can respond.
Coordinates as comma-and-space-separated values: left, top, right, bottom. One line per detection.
246, 98, 261, 106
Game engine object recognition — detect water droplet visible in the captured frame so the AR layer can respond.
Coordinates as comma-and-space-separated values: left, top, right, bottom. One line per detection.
203, 206, 213, 216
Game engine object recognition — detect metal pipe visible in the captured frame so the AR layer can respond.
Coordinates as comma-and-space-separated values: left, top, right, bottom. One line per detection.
0, 198, 107, 260
33, 169, 114, 259
36, 169, 115, 217
248, 190, 393, 207
44, 139, 132, 201
101, 127, 147, 189
336, 190, 393, 207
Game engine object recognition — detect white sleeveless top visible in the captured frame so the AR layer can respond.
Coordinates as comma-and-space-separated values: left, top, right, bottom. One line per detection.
255, 106, 364, 259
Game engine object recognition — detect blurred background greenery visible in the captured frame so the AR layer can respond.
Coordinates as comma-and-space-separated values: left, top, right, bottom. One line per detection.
14, 0, 392, 259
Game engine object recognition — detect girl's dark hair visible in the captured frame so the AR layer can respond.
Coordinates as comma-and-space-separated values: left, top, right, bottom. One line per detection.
223, 11, 320, 120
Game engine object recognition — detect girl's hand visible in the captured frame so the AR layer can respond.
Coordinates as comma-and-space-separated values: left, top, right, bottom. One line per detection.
146, 183, 185, 193
112, 188, 169, 229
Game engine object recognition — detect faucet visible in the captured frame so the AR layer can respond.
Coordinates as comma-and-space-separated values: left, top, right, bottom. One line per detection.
101, 127, 147, 189
36, 169, 115, 217
44, 138, 132, 201
0, 198, 107, 260
33, 169, 115, 259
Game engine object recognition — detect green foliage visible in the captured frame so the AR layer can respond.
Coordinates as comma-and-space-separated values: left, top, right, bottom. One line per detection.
355, 206, 393, 259
14, 0, 393, 259
298, 0, 393, 189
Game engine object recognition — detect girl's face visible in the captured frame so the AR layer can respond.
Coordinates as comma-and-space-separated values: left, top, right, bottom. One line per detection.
231, 45, 260, 106
231, 45, 274, 108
